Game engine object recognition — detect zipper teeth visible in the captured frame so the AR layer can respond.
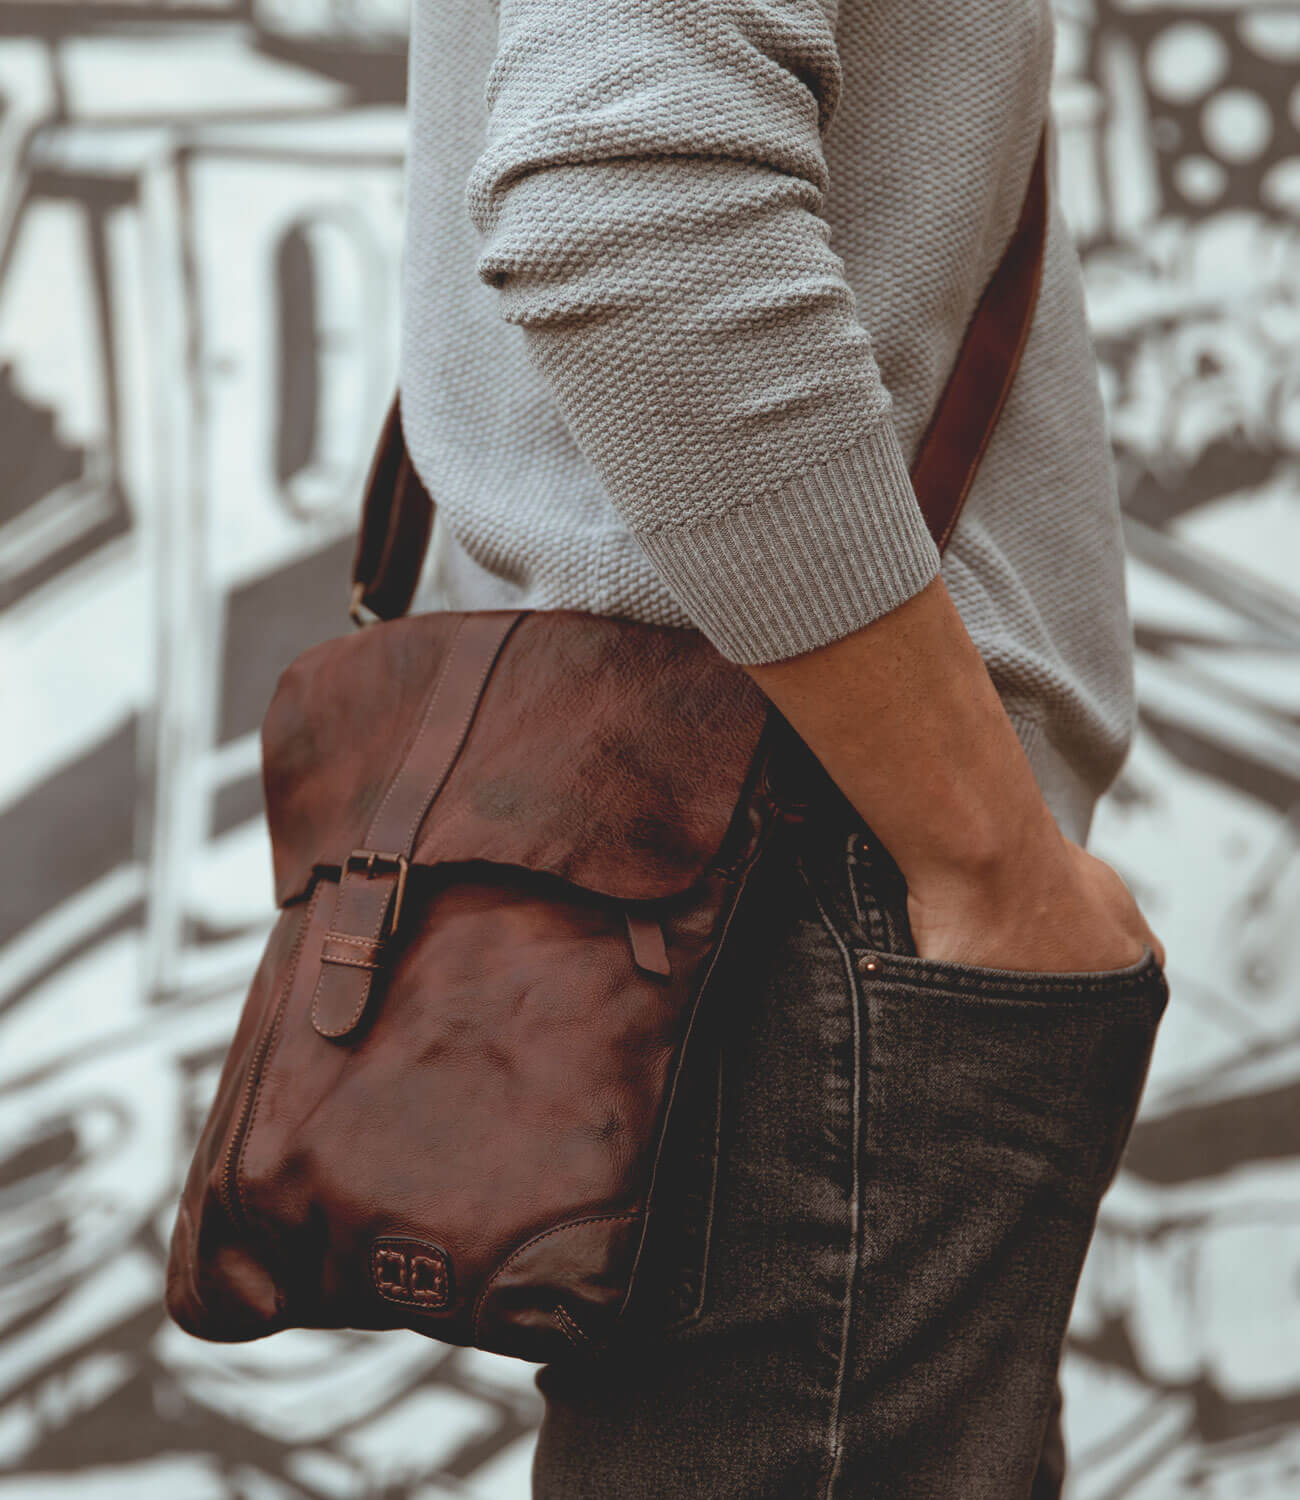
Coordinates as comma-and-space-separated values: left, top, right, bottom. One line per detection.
219, 886, 321, 1226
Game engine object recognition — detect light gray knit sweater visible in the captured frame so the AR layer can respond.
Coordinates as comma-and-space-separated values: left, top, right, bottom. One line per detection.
399, 0, 1138, 846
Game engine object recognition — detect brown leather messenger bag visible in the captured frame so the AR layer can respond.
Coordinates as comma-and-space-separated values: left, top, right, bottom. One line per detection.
165, 130, 1049, 1363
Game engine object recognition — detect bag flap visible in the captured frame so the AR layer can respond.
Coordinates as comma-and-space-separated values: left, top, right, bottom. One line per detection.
263, 610, 771, 907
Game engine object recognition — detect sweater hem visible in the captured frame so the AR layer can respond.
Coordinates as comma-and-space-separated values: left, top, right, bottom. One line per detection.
633, 420, 943, 666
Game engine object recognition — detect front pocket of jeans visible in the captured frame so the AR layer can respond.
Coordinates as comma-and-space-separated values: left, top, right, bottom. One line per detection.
861, 949, 1170, 1221
857, 940, 1166, 1002
843, 845, 1168, 1002
839, 841, 1171, 1218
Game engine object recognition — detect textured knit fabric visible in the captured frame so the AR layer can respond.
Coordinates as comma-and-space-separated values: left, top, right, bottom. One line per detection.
400, 0, 1138, 846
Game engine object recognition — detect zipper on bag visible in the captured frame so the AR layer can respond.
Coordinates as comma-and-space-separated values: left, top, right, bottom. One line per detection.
218, 884, 322, 1227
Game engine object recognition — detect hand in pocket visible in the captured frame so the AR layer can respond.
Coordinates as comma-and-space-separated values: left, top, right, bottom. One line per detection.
904, 832, 1167, 978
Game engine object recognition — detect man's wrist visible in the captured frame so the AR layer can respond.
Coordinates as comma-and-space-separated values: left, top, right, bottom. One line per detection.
887, 789, 1067, 897
741, 574, 1069, 895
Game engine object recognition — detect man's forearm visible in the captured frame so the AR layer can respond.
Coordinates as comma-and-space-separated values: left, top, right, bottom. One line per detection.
742, 573, 1066, 890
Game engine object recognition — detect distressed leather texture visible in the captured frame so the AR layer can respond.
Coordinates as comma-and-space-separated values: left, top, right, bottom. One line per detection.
166, 599, 781, 1362
265, 612, 774, 908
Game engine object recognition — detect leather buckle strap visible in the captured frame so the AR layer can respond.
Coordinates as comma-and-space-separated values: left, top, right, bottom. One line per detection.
312, 858, 406, 1038
314, 852, 412, 986
344, 850, 410, 933
310, 613, 526, 1042
349, 397, 433, 625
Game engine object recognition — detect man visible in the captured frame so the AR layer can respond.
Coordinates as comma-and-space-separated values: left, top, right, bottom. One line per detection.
399, 0, 1170, 1493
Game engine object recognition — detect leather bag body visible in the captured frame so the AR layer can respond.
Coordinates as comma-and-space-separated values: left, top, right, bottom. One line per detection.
165, 127, 1050, 1364
165, 605, 780, 1361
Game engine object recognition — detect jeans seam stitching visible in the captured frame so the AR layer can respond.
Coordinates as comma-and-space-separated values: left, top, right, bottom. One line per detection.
797, 850, 863, 1500
845, 832, 868, 931
668, 1040, 724, 1327
845, 834, 896, 951
693, 1042, 725, 1321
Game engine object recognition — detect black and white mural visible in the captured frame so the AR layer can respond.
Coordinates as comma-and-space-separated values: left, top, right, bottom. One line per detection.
2, 2, 1298, 1495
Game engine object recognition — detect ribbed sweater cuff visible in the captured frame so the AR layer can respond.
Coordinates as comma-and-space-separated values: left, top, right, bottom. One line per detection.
633, 421, 943, 666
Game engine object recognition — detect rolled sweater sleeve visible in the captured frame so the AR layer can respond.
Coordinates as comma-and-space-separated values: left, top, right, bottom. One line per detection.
466, 0, 942, 665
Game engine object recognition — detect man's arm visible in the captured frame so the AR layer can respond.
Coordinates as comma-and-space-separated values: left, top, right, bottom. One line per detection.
469, 0, 941, 665
468, 0, 1163, 971
744, 573, 1164, 973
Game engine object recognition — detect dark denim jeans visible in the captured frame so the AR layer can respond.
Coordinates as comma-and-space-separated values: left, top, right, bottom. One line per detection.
532, 744, 1169, 1498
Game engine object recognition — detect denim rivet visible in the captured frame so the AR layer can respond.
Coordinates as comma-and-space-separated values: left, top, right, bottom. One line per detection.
857, 952, 878, 972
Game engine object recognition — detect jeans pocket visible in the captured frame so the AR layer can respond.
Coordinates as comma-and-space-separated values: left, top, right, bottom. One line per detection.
861, 936, 1167, 1001
832, 822, 1171, 1220
843, 826, 1170, 1003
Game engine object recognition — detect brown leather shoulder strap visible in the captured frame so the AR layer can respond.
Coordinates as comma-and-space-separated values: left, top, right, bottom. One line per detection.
910, 125, 1049, 550
351, 123, 1049, 622
349, 399, 434, 626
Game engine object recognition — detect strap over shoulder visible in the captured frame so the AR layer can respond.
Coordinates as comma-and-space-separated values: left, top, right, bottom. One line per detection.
349, 400, 433, 626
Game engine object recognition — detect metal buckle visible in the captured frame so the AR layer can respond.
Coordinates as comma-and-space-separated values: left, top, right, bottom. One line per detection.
349, 583, 378, 629
345, 849, 411, 934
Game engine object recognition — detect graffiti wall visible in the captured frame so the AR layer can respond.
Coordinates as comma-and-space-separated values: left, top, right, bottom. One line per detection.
2, 2, 1297, 1496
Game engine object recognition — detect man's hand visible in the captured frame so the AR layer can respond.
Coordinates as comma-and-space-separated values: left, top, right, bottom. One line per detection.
904, 831, 1166, 973
741, 573, 1167, 976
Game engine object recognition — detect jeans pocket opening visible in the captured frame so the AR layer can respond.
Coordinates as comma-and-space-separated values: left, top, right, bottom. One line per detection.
842, 836, 1168, 1001
854, 940, 1166, 1002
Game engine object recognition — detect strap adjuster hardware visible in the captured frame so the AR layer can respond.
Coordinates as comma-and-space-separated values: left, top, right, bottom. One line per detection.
345, 849, 411, 935
349, 583, 380, 630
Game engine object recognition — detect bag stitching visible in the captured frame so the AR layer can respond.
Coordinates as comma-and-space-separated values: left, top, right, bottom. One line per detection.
311, 878, 382, 1036
471, 1210, 642, 1345
318, 950, 381, 972
553, 1304, 592, 1349
371, 1241, 452, 1309
236, 883, 325, 1229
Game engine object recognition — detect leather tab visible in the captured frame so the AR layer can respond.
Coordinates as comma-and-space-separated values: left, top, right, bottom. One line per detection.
624, 909, 671, 978
321, 933, 385, 970
312, 865, 400, 1039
